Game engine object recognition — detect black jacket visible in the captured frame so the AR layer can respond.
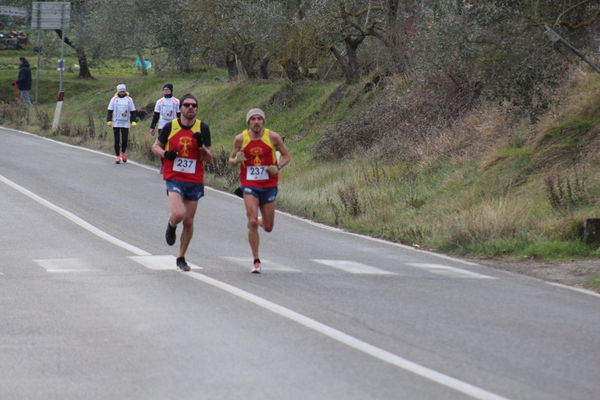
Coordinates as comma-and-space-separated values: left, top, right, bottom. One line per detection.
17, 60, 32, 91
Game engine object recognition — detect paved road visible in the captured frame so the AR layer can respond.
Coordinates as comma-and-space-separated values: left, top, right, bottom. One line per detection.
1, 126, 599, 400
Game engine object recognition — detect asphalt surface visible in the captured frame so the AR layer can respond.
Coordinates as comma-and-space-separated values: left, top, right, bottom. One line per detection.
1, 126, 599, 400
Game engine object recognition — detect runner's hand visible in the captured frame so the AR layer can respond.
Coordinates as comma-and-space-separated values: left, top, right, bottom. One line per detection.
235, 151, 246, 164
163, 150, 178, 160
193, 132, 203, 147
149, 128, 155, 136
266, 165, 279, 175
107, 121, 112, 127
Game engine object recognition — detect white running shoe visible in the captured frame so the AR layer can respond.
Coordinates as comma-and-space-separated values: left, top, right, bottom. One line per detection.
251, 260, 261, 274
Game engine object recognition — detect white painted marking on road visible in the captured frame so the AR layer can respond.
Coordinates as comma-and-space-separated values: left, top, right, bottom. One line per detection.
186, 270, 511, 400
34, 258, 94, 273
129, 255, 202, 270
313, 259, 396, 275
223, 256, 301, 273
0, 173, 150, 256
405, 263, 495, 279
546, 282, 600, 298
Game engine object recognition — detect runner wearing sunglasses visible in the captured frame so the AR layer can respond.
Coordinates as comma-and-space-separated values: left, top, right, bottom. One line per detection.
151, 94, 213, 271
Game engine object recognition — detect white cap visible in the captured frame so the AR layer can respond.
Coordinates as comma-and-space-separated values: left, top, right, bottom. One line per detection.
116, 84, 126, 92
246, 108, 265, 124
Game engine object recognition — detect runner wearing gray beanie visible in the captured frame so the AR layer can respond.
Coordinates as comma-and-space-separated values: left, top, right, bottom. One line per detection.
228, 108, 291, 274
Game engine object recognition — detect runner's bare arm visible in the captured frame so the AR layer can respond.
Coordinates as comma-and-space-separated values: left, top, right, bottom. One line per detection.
200, 146, 213, 163
151, 139, 166, 158
228, 135, 245, 166
271, 131, 291, 169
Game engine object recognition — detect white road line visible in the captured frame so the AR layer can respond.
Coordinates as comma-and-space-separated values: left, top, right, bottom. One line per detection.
313, 259, 396, 275
129, 255, 202, 270
546, 282, 600, 298
34, 258, 94, 273
186, 270, 511, 400
0, 173, 150, 257
223, 256, 301, 272
405, 263, 495, 279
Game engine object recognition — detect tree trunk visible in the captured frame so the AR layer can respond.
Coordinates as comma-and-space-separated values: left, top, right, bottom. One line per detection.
137, 50, 148, 75
178, 52, 192, 73
329, 45, 351, 82
74, 46, 93, 79
281, 58, 301, 81
344, 36, 363, 83
225, 53, 238, 81
260, 54, 270, 79
240, 47, 258, 79
55, 29, 94, 79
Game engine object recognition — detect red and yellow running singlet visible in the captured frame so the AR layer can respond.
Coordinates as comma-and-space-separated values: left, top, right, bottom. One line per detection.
240, 129, 278, 188
162, 119, 204, 183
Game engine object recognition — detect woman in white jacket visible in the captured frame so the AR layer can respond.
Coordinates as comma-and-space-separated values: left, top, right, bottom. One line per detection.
106, 84, 137, 164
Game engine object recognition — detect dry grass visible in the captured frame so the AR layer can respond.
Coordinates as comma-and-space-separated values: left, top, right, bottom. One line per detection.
439, 197, 532, 246
0, 102, 28, 125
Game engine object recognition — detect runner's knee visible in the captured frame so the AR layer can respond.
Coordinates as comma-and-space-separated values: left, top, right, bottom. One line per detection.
171, 211, 185, 223
248, 218, 259, 230
263, 222, 273, 232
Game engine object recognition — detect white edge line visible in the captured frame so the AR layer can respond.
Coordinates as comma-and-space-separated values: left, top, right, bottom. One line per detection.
0, 173, 150, 257
1, 126, 478, 267
406, 263, 495, 279
186, 271, 511, 400
546, 282, 600, 298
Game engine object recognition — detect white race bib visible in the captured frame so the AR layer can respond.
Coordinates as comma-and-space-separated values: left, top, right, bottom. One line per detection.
173, 157, 196, 174
115, 105, 129, 122
246, 166, 269, 180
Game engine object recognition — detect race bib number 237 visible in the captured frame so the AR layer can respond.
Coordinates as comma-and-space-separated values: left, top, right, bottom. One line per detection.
246, 166, 269, 180
173, 157, 196, 173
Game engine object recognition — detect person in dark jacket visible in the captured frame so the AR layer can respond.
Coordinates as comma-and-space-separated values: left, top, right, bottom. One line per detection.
14, 57, 32, 106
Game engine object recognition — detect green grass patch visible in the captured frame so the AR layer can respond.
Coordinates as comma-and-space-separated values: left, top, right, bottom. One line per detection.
582, 275, 600, 290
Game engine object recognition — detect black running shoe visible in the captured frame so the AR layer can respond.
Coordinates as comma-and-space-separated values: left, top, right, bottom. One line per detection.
165, 222, 176, 246
176, 257, 190, 272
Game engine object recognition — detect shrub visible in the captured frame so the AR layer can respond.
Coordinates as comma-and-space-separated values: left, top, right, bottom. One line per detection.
545, 171, 591, 214
205, 147, 239, 189
0, 102, 27, 125
337, 185, 362, 217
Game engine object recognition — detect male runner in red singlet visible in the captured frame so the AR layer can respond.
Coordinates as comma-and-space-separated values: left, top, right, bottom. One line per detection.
229, 108, 291, 273
151, 94, 213, 271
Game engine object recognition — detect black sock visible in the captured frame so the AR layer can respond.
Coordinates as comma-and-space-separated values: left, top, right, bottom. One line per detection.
253, 258, 260, 264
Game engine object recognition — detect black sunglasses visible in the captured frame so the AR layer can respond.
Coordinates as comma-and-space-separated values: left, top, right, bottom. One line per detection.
182, 103, 197, 108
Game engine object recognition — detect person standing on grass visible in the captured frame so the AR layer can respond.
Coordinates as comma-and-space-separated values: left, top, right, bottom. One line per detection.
228, 108, 291, 274
149, 83, 180, 137
107, 84, 137, 164
13, 57, 32, 106
151, 94, 213, 271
